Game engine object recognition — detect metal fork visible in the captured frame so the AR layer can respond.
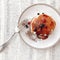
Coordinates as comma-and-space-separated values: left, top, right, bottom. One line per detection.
0, 19, 28, 52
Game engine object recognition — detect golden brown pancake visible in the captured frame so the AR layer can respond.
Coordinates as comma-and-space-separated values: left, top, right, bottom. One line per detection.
31, 14, 56, 39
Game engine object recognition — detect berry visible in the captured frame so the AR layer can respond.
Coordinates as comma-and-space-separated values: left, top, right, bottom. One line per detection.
37, 13, 40, 15
28, 21, 31, 25
42, 13, 44, 14
25, 25, 28, 28
40, 24, 45, 29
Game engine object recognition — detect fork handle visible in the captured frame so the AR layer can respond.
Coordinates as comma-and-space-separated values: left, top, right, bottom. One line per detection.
0, 20, 27, 53
0, 26, 20, 53
0, 32, 19, 52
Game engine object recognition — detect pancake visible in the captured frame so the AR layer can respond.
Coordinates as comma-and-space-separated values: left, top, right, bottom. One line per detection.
31, 14, 56, 39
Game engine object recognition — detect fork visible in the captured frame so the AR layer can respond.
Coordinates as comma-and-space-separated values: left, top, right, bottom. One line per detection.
0, 19, 28, 52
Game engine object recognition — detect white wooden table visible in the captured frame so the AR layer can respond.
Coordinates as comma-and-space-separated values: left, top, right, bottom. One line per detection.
0, 0, 60, 60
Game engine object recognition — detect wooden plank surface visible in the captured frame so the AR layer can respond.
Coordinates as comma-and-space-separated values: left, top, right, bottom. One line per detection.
0, 0, 60, 60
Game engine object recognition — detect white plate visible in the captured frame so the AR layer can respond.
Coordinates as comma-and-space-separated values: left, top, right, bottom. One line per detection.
18, 4, 60, 49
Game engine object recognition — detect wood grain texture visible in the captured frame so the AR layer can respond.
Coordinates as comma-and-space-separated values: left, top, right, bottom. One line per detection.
0, 0, 60, 60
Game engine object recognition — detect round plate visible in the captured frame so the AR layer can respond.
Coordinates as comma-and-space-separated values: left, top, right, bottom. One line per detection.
18, 4, 60, 49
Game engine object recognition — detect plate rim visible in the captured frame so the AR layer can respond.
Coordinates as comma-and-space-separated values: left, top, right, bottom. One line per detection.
18, 3, 60, 49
